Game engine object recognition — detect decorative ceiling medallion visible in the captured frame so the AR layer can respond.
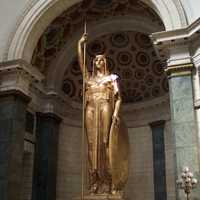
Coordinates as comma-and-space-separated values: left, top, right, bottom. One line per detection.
111, 32, 129, 48
62, 79, 76, 98
136, 52, 150, 67
87, 40, 106, 56
152, 60, 163, 76
135, 32, 152, 48
62, 31, 168, 103
117, 51, 132, 65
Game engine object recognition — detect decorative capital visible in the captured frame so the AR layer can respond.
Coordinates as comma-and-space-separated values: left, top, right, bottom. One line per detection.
36, 112, 62, 124
151, 18, 200, 61
149, 120, 165, 128
0, 59, 44, 98
165, 63, 193, 78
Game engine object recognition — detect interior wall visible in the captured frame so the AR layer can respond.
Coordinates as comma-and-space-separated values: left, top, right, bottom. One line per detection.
164, 121, 176, 200
21, 149, 34, 200
180, 0, 200, 23
0, 0, 38, 61
56, 123, 82, 200
126, 126, 154, 200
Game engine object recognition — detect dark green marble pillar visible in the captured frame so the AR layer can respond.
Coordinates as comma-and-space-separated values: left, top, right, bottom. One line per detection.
0, 92, 30, 200
32, 113, 62, 200
150, 120, 167, 200
167, 64, 200, 199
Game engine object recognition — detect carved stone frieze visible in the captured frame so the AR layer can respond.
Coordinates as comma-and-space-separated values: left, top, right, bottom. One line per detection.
0, 59, 44, 96
151, 18, 200, 62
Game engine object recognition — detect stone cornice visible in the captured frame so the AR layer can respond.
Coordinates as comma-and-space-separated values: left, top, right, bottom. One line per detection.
151, 17, 200, 47
151, 18, 200, 61
164, 63, 193, 77
0, 59, 54, 112
0, 59, 44, 82
0, 60, 44, 98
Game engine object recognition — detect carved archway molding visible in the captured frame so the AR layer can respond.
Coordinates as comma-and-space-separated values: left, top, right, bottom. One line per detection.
6, 0, 187, 63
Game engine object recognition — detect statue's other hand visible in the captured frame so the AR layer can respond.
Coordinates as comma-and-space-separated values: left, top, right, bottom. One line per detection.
79, 33, 88, 44
112, 115, 120, 126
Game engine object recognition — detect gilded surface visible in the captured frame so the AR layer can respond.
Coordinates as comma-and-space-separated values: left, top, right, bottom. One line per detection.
78, 34, 129, 194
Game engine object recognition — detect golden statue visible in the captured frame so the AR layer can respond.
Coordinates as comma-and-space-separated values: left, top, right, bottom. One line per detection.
78, 33, 129, 195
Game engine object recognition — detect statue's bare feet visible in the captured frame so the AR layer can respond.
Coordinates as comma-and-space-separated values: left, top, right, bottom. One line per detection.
111, 185, 121, 195
90, 183, 98, 195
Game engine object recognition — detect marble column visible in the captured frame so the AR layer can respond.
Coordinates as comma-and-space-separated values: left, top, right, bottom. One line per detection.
151, 18, 200, 200
166, 63, 200, 199
150, 120, 167, 200
0, 91, 30, 200
32, 113, 62, 200
193, 52, 200, 164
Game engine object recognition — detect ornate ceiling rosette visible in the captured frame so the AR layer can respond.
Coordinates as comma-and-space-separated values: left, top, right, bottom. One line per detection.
62, 31, 168, 103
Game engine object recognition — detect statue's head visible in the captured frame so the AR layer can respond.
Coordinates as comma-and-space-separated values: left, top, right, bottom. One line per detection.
92, 54, 109, 76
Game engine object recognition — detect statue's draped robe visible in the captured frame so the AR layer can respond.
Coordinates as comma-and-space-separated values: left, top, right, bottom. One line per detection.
85, 74, 129, 192
109, 119, 129, 190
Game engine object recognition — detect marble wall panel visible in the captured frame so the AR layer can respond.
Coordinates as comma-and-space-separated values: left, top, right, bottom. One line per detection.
56, 124, 82, 200
0, 95, 28, 200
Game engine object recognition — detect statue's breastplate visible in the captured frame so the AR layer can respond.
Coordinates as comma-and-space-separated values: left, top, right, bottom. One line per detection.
86, 77, 113, 103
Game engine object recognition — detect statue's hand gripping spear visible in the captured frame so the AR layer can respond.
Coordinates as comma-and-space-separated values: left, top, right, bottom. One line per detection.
83, 23, 87, 80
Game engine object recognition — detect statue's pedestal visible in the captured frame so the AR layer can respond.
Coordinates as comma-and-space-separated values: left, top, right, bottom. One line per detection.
75, 194, 126, 200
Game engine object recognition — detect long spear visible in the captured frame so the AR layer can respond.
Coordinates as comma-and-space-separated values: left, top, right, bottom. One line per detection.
81, 20, 87, 200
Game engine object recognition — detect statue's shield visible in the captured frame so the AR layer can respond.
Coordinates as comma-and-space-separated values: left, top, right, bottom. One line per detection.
108, 119, 129, 190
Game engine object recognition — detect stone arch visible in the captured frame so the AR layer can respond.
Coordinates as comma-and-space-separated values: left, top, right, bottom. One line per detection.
7, 0, 188, 63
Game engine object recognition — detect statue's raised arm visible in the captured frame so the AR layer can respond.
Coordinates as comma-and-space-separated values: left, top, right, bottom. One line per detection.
78, 34, 89, 79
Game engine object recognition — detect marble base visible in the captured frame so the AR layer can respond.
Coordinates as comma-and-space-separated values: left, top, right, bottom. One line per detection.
75, 193, 126, 200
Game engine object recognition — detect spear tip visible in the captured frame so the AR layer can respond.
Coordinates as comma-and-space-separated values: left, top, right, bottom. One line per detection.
84, 19, 87, 34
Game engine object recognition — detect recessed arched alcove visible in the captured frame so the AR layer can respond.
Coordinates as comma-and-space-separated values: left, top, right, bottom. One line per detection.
28, 1, 175, 200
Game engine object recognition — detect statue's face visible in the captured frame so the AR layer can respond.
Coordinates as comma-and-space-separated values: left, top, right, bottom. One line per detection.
94, 55, 105, 70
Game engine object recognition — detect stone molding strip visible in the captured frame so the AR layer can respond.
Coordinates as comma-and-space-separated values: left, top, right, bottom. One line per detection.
151, 17, 200, 46
164, 63, 193, 77
151, 17, 200, 61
